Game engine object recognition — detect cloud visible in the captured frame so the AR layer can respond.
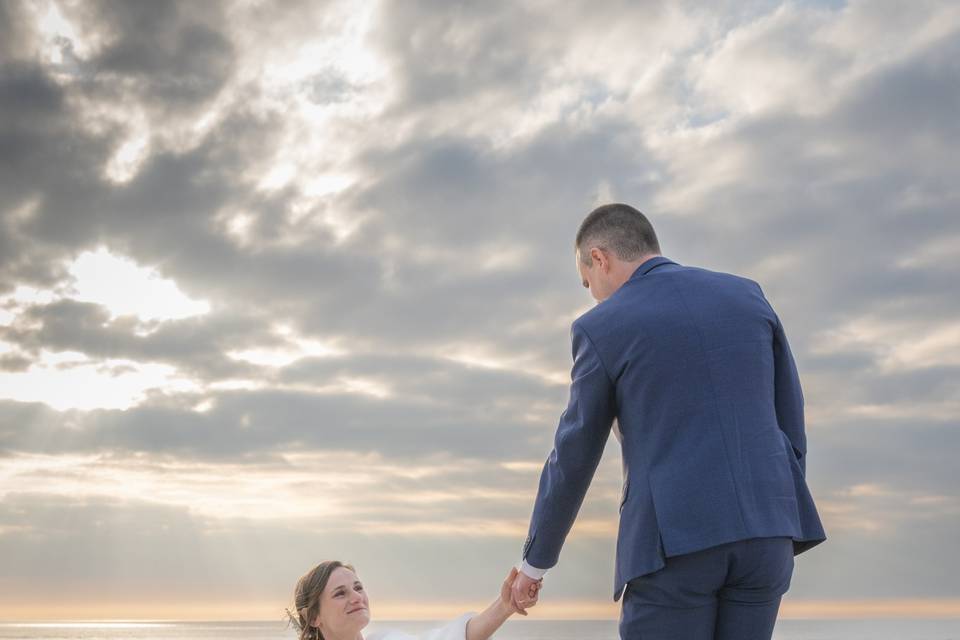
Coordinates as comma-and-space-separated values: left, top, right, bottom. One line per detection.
1, 0, 958, 614
0, 372, 561, 460
1, 299, 263, 379
84, 1, 233, 105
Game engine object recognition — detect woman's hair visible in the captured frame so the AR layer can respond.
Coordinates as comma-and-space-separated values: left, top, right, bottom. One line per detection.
287, 560, 356, 640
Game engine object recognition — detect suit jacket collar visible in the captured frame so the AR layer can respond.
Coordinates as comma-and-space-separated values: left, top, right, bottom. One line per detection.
629, 256, 677, 281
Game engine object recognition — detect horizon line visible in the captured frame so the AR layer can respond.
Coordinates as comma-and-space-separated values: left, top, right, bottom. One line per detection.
3, 598, 960, 622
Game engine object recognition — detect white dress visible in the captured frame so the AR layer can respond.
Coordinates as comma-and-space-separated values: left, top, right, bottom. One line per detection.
364, 613, 473, 640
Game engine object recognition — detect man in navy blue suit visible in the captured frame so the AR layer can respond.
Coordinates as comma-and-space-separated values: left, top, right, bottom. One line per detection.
509, 204, 825, 639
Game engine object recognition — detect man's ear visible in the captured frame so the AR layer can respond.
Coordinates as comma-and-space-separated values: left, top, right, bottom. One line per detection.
591, 247, 608, 271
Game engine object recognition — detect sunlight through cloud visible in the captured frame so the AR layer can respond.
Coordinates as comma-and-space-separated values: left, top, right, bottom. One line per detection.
66, 248, 210, 323
104, 132, 151, 184
0, 351, 199, 411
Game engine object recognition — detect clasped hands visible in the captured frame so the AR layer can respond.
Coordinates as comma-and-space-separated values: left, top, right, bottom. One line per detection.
500, 567, 543, 616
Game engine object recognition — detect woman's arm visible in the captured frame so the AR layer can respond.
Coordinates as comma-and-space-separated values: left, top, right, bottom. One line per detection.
464, 567, 537, 640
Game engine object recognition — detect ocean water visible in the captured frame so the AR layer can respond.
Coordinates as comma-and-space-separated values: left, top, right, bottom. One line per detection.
1, 619, 959, 639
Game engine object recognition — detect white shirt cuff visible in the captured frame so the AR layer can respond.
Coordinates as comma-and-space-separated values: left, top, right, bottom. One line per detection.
518, 559, 548, 580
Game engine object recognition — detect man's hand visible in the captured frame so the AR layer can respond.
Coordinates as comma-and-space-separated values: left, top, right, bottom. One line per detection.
510, 568, 543, 615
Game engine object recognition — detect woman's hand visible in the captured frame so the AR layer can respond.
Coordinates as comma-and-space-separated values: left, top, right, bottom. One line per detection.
499, 566, 541, 615
499, 567, 520, 612
467, 566, 539, 640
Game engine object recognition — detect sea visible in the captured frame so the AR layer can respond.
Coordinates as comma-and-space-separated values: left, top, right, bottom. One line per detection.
1, 619, 959, 640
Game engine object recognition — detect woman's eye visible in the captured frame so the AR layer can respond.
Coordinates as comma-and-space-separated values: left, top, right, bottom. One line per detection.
355, 585, 364, 591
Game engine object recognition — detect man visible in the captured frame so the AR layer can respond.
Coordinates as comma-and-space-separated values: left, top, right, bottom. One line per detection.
508, 204, 825, 639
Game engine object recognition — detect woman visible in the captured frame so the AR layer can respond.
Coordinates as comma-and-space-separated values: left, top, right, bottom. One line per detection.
287, 560, 537, 640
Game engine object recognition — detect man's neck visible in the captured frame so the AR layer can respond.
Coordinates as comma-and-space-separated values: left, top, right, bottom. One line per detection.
635, 253, 662, 268
616, 254, 660, 285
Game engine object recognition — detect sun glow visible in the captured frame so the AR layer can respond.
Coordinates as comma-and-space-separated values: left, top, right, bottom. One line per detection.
227, 331, 346, 368
442, 345, 568, 386
0, 249, 213, 411
66, 248, 211, 322
0, 352, 200, 411
104, 132, 151, 183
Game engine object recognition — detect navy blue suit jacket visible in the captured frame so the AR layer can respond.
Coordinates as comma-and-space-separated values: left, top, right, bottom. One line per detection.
522, 257, 826, 601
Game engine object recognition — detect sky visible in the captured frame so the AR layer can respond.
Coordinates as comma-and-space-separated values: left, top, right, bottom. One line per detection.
1, 0, 959, 623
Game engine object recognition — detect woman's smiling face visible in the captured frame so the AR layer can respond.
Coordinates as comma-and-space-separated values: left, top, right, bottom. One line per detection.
313, 566, 370, 637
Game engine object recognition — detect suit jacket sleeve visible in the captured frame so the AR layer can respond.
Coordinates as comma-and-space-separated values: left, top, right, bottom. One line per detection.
772, 312, 807, 476
522, 321, 616, 570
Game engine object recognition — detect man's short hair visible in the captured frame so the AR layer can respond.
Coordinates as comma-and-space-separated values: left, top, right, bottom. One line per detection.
576, 203, 660, 265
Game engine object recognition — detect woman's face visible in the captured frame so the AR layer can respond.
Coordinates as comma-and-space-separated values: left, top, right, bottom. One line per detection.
313, 566, 370, 637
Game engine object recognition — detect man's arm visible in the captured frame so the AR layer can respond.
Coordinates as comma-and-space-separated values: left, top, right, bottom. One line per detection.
521, 321, 617, 571
518, 559, 547, 580
772, 313, 807, 476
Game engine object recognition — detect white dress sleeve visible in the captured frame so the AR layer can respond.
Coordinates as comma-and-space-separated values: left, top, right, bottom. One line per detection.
418, 612, 473, 640
366, 613, 475, 640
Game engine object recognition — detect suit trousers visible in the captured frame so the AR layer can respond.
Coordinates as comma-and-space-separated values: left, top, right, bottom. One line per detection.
619, 536, 794, 640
